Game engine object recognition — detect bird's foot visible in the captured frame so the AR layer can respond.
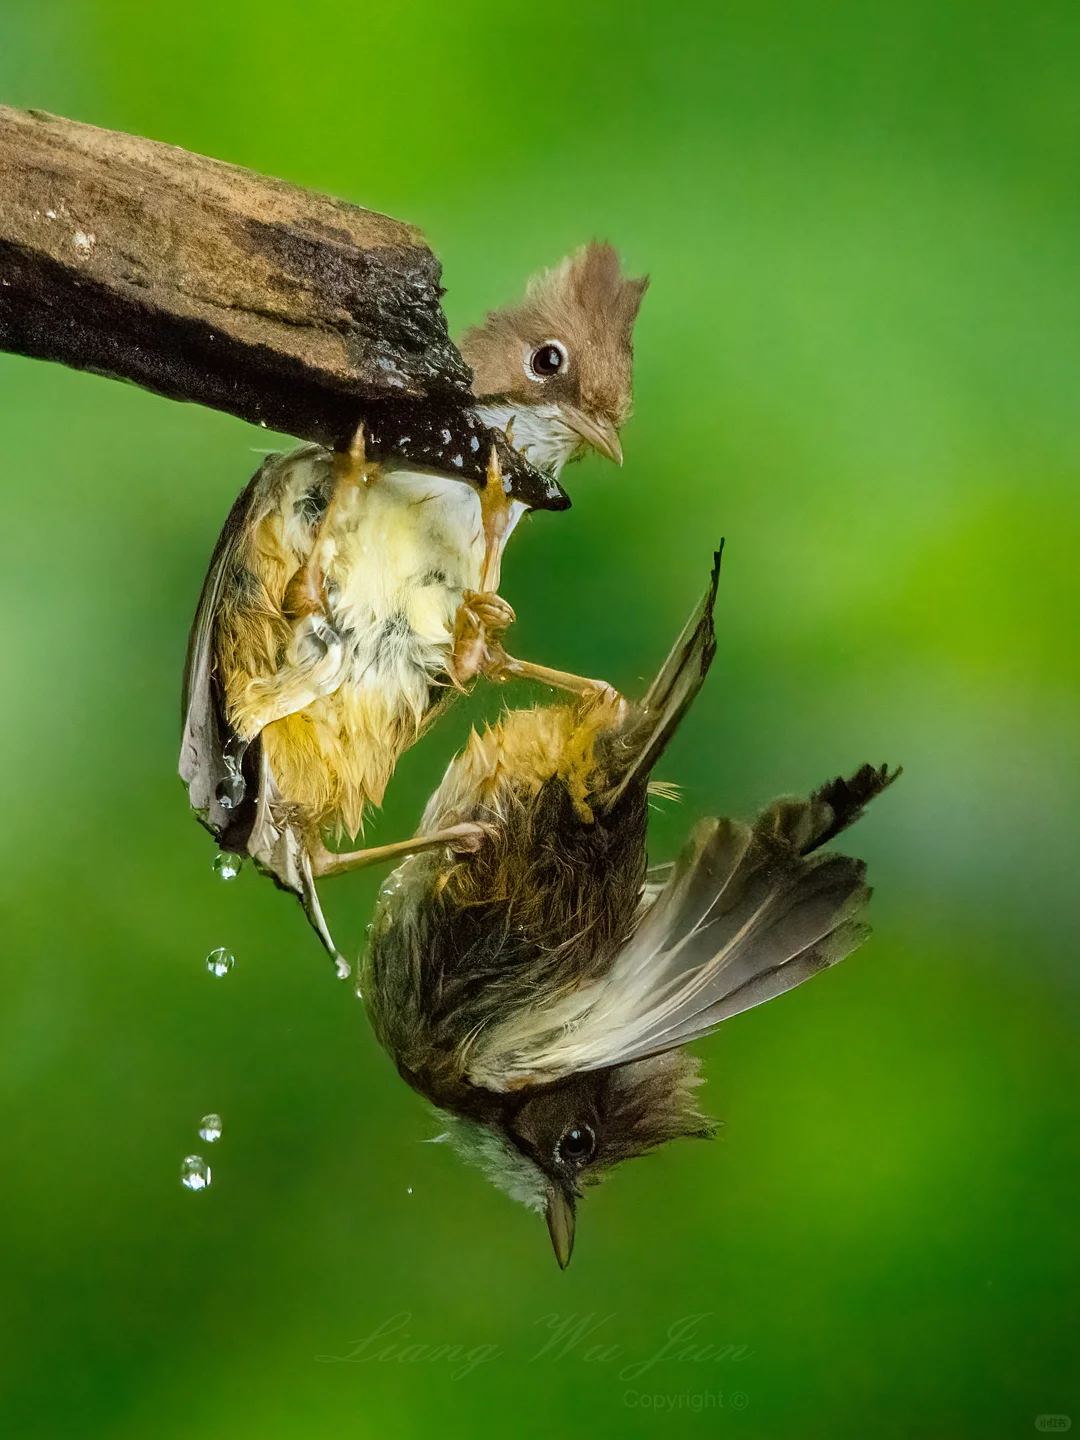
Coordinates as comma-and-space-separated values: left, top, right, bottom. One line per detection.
462, 590, 516, 640
447, 591, 515, 688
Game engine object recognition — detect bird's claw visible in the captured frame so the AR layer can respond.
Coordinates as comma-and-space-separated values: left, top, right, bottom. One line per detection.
461, 590, 515, 640
448, 591, 515, 688
594, 682, 628, 717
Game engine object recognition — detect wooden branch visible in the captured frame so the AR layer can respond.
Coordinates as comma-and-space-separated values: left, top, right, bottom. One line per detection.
0, 107, 568, 511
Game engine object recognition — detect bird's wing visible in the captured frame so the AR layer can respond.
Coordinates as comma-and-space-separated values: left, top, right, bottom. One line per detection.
179, 469, 264, 848
179, 453, 345, 967
464, 766, 896, 1091
600, 547, 721, 812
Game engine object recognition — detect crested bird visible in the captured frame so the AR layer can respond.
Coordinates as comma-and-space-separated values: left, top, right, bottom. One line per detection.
362, 553, 899, 1265
181, 244, 647, 973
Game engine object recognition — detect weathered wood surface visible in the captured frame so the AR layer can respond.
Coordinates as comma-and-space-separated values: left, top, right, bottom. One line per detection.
0, 107, 566, 509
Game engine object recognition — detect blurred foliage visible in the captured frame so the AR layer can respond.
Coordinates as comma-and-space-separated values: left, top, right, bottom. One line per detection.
0, 1, 1078, 1436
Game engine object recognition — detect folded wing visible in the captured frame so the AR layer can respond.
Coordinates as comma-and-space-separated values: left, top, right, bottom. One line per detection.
465, 764, 897, 1090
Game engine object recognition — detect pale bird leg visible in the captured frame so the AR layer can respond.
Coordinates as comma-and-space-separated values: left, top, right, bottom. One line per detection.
234, 426, 369, 738
450, 606, 621, 703
446, 444, 620, 702
282, 424, 371, 620
478, 445, 512, 593
489, 654, 621, 702
447, 446, 514, 687
310, 822, 487, 879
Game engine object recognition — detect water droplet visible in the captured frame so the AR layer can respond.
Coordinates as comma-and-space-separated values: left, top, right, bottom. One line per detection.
212, 852, 242, 881
215, 773, 245, 810
406, 1186, 413, 1195
205, 947, 234, 977
198, 1114, 223, 1143
181, 1155, 211, 1191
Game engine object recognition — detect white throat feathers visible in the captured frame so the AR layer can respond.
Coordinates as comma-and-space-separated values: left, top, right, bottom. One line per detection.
477, 402, 583, 477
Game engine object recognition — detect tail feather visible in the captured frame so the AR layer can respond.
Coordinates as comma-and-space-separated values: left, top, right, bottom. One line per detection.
603, 545, 722, 810
759, 762, 901, 857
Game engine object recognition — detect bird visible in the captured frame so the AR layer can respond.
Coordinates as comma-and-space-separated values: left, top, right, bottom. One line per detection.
180, 243, 648, 975
361, 552, 899, 1266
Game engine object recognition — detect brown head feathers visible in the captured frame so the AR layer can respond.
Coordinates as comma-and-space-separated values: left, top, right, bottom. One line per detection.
459, 242, 648, 428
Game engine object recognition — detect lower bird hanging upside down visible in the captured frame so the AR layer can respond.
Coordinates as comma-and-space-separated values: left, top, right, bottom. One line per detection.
361, 552, 899, 1266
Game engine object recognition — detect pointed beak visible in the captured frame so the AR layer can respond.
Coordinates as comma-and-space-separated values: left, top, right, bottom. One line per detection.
562, 407, 623, 466
545, 1188, 577, 1269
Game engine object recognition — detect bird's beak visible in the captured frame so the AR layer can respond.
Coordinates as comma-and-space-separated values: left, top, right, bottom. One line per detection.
562, 407, 623, 466
545, 1187, 577, 1269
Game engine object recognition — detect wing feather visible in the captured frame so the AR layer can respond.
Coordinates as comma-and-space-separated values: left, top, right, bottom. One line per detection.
178, 454, 346, 969
603, 546, 722, 809
465, 766, 893, 1090
179, 471, 263, 846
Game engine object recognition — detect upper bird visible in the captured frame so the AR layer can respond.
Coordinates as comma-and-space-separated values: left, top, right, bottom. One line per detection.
181, 244, 647, 973
362, 555, 899, 1266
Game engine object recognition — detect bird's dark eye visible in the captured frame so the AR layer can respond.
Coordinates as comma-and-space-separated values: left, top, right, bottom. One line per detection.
558, 1125, 596, 1166
528, 341, 567, 379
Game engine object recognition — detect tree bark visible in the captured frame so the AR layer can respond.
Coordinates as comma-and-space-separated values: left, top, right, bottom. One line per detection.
0, 107, 567, 511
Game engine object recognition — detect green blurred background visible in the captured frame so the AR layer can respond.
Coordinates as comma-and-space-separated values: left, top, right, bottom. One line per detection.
2, 1, 1078, 1435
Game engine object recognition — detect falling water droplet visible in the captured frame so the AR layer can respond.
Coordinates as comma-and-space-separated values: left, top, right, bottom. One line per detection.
212, 852, 242, 881
205, 947, 234, 977
181, 1155, 211, 1191
198, 1114, 223, 1143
